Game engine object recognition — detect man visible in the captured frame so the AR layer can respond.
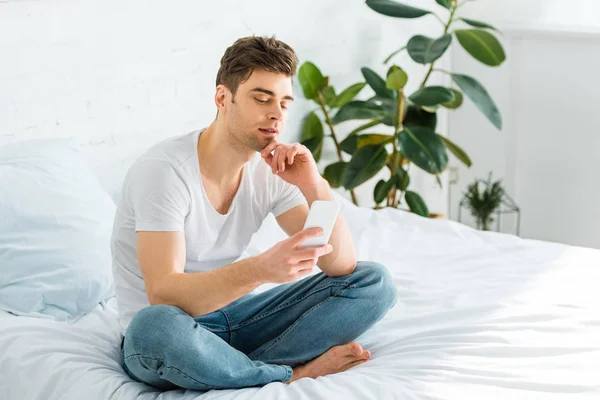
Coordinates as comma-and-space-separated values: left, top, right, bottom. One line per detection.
110, 35, 398, 391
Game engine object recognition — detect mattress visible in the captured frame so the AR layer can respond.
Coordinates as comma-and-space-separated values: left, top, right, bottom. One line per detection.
1, 199, 599, 399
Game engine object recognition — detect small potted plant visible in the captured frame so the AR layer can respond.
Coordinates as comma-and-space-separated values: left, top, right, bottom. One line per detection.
462, 172, 504, 231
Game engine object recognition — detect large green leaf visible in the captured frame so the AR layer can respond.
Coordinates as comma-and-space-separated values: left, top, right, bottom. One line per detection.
357, 134, 394, 148
323, 161, 348, 188
408, 86, 455, 107
373, 179, 389, 204
405, 191, 429, 217
335, 83, 366, 108
435, 0, 452, 9
366, 0, 431, 18
332, 101, 385, 124
438, 135, 472, 167
406, 34, 452, 64
366, 95, 399, 127
452, 73, 502, 129
454, 29, 506, 67
298, 62, 325, 100
301, 136, 323, 163
301, 111, 324, 141
399, 125, 448, 174
459, 17, 499, 32
361, 67, 393, 99
340, 119, 384, 155
322, 86, 337, 108
300, 112, 324, 162
342, 144, 388, 189
441, 88, 463, 109
403, 105, 437, 130
340, 134, 359, 155
374, 179, 391, 204
395, 167, 410, 191
348, 119, 383, 136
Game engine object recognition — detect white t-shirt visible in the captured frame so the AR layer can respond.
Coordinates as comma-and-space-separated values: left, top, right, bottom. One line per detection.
110, 128, 307, 335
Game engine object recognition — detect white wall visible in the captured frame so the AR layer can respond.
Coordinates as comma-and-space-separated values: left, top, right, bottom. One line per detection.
461, 0, 600, 32
447, 0, 600, 249
0, 0, 452, 213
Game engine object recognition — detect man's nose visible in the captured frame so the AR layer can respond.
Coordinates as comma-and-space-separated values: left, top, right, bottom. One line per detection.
268, 105, 284, 120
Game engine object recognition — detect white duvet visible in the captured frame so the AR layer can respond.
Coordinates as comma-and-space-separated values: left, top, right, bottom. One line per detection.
1, 195, 599, 399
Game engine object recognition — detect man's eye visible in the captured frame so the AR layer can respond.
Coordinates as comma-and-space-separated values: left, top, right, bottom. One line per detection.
255, 98, 268, 104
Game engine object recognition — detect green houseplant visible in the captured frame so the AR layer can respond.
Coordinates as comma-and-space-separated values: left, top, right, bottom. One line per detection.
463, 172, 504, 231
297, 0, 505, 217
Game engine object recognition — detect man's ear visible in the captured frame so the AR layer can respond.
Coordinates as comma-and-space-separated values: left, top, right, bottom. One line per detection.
214, 84, 228, 112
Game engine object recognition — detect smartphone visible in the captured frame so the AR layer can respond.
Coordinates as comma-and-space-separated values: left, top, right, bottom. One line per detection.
299, 200, 341, 249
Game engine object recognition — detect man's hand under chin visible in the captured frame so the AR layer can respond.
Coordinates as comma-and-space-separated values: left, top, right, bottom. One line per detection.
259, 141, 323, 191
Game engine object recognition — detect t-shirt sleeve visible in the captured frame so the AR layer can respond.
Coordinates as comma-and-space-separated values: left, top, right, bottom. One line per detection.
270, 175, 307, 217
127, 159, 191, 232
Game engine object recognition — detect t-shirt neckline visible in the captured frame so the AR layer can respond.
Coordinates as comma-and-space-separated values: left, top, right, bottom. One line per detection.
194, 128, 247, 218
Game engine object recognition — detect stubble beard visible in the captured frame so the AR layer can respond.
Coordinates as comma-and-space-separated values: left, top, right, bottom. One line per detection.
230, 117, 274, 153
227, 123, 272, 153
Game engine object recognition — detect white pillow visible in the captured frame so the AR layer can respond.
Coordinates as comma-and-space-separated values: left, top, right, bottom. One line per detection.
0, 137, 116, 322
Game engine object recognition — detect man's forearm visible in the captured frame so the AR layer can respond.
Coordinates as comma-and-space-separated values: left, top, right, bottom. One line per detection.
150, 256, 263, 317
300, 178, 357, 277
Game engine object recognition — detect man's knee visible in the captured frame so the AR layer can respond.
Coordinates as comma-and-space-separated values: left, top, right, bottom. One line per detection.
126, 304, 188, 349
352, 261, 398, 310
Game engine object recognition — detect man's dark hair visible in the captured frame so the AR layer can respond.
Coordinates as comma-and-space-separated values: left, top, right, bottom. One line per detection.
216, 35, 298, 98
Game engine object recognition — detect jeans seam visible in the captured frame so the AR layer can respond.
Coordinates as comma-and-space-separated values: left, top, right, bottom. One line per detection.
198, 327, 230, 333
219, 309, 233, 330
229, 281, 353, 330
249, 294, 336, 360
216, 310, 233, 344
125, 354, 217, 389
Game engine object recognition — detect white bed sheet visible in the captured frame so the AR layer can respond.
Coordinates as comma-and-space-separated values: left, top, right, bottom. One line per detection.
1, 196, 599, 400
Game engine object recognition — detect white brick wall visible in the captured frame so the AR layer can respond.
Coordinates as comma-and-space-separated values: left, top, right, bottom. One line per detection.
0, 0, 451, 213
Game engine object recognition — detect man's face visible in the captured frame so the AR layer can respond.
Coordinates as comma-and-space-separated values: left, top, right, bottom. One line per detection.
218, 69, 294, 152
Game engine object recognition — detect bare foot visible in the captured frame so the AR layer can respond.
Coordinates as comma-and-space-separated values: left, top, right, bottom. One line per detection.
284, 342, 371, 384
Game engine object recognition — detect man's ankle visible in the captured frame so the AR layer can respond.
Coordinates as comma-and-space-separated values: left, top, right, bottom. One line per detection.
285, 366, 303, 384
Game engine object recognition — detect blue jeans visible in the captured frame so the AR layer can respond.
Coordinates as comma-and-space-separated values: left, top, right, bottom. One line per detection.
121, 261, 398, 391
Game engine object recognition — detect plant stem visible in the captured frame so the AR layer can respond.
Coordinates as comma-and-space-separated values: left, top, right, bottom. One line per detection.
317, 92, 343, 160
387, 88, 405, 207
384, 46, 406, 64
432, 68, 451, 76
397, 162, 410, 207
420, 3, 458, 88
431, 13, 446, 27
348, 119, 382, 137
316, 91, 359, 206
420, 64, 435, 89
390, 89, 405, 207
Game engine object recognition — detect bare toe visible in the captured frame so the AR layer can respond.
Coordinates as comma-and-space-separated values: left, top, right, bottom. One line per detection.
340, 357, 369, 372
346, 342, 363, 356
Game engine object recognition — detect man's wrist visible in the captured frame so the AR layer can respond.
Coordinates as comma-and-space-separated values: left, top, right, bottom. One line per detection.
245, 254, 266, 286
299, 178, 333, 205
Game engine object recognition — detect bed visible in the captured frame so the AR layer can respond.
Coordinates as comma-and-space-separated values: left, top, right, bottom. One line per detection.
1, 138, 599, 399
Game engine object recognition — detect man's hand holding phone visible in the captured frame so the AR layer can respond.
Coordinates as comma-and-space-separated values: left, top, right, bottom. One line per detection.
253, 228, 332, 284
